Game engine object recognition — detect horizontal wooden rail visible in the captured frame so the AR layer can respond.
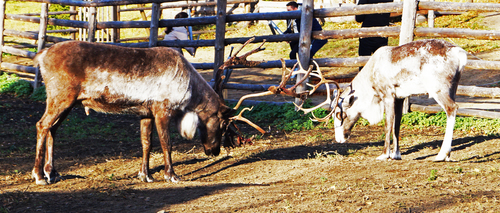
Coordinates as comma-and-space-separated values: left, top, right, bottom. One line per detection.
457, 86, 500, 98
1, 62, 36, 74
411, 104, 500, 119
414, 27, 500, 40
119, 0, 258, 12
21, 11, 78, 16
2, 46, 36, 58
315, 2, 402, 18
6, 14, 87, 28
466, 60, 500, 70
15, 0, 177, 7
192, 57, 371, 70
4, 29, 71, 43
315, 26, 400, 40
418, 1, 500, 12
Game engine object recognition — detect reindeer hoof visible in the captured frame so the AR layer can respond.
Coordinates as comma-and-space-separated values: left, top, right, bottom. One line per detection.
165, 175, 181, 183
35, 179, 49, 185
33, 170, 49, 185
434, 152, 451, 162
433, 156, 452, 162
390, 151, 402, 160
376, 154, 390, 160
138, 172, 154, 183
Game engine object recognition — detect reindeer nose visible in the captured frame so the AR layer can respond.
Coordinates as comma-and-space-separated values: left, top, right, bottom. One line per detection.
204, 147, 220, 156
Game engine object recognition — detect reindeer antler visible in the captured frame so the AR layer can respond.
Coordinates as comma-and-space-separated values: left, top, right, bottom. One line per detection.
266, 59, 343, 123
230, 107, 266, 134
212, 38, 271, 147
213, 37, 266, 97
232, 58, 312, 110
293, 61, 342, 123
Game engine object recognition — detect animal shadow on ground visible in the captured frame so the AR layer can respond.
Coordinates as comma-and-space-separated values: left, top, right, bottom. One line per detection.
184, 139, 381, 181
174, 133, 499, 181
2, 182, 263, 212
404, 135, 499, 161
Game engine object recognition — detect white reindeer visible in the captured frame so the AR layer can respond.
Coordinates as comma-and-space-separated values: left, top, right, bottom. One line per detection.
331, 39, 467, 161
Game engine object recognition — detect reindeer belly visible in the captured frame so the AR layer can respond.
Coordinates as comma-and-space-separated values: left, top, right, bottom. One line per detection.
79, 87, 152, 116
394, 79, 427, 98
81, 97, 151, 116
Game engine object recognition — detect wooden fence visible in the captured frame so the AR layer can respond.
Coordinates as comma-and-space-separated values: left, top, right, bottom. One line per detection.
1, 0, 500, 118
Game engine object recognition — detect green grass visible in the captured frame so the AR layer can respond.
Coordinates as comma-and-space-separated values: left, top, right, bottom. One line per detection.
0, 72, 32, 97
428, 169, 439, 181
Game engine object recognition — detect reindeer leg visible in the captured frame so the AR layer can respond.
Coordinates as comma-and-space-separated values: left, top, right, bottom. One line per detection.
43, 107, 72, 184
33, 117, 50, 185
33, 100, 74, 185
154, 110, 181, 182
377, 97, 395, 160
390, 98, 404, 160
138, 117, 154, 182
434, 95, 458, 162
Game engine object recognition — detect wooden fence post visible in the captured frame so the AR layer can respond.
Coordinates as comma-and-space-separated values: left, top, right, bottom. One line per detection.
149, 3, 160, 47
399, 0, 417, 45
34, 3, 48, 90
400, 0, 417, 113
213, 0, 227, 87
87, 6, 97, 42
0, 0, 6, 65
296, 0, 313, 105
428, 0, 435, 28
112, 5, 120, 42
70, 6, 77, 40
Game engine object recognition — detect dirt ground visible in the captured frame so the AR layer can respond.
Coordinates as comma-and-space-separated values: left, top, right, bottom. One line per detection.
1, 91, 500, 213
2, 16, 500, 213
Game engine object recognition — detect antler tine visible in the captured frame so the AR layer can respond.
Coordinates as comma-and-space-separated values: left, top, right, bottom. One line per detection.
307, 61, 335, 95
231, 37, 256, 58
267, 59, 310, 100
230, 107, 266, 134
295, 61, 342, 122
288, 63, 314, 91
233, 91, 274, 110
218, 37, 265, 71
279, 58, 295, 88
237, 39, 266, 59
308, 84, 342, 123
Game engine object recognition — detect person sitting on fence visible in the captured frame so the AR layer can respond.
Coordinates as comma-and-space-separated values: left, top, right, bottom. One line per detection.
164, 12, 196, 57
284, 1, 327, 60
356, 0, 393, 58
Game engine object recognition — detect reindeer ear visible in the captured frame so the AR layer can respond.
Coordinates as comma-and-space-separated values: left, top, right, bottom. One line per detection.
343, 94, 356, 108
348, 95, 356, 106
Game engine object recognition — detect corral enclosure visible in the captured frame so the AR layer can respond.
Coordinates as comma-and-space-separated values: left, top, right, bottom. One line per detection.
1, 0, 500, 212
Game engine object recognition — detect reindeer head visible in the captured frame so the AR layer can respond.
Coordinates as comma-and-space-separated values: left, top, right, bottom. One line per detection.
333, 85, 358, 143
195, 101, 236, 156
202, 38, 268, 155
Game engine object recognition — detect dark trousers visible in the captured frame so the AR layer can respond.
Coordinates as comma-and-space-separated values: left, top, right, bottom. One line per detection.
358, 37, 388, 71
289, 39, 328, 60
358, 37, 388, 56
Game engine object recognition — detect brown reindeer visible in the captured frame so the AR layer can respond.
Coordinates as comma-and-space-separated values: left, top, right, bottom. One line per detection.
32, 40, 265, 185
